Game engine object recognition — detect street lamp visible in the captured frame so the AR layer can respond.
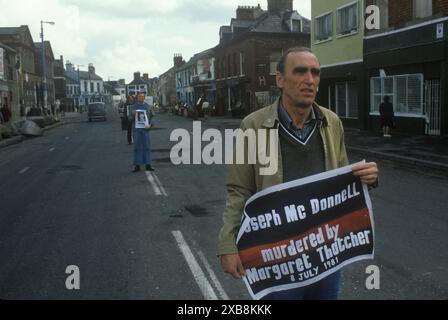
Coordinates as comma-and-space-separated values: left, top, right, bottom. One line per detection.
40, 20, 55, 114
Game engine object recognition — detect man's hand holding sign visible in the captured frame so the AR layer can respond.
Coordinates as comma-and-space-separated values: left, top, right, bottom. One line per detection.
221, 162, 379, 282
234, 162, 375, 299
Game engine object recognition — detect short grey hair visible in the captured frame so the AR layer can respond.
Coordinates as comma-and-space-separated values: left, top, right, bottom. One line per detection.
277, 47, 317, 74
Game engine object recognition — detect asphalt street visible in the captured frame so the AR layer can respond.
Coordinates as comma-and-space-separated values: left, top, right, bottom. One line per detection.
0, 110, 446, 300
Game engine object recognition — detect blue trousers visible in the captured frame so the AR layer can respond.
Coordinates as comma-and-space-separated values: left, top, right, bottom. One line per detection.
261, 271, 341, 300
133, 129, 151, 166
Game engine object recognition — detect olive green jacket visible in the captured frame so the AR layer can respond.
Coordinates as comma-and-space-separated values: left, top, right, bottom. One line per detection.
218, 98, 349, 255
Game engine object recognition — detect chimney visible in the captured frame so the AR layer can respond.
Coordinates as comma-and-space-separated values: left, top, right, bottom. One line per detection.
267, 0, 292, 14
143, 73, 149, 81
173, 54, 184, 68
134, 72, 141, 81
66, 60, 73, 72
236, 5, 263, 20
88, 63, 95, 74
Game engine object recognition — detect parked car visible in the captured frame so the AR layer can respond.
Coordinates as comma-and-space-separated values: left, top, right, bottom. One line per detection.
87, 102, 107, 122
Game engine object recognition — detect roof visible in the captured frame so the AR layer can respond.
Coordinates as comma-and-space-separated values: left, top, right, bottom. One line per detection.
105, 80, 125, 88
34, 41, 55, 60
0, 27, 20, 35
0, 26, 36, 50
65, 76, 78, 85
128, 78, 147, 86
0, 41, 16, 53
231, 19, 255, 29
175, 47, 216, 72
220, 10, 310, 43
79, 70, 102, 81
104, 83, 120, 95
65, 72, 79, 83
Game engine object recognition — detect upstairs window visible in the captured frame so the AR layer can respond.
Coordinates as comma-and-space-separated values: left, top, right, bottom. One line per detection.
373, 0, 389, 29
337, 1, 359, 35
269, 51, 282, 75
413, 0, 433, 19
315, 12, 333, 41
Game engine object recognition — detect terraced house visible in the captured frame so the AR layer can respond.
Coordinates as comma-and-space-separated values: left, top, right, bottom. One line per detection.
214, 0, 310, 116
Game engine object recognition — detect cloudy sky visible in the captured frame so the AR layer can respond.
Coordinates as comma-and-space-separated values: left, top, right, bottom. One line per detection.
0, 0, 310, 82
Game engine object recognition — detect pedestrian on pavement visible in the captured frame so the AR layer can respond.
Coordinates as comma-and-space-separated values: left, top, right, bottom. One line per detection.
195, 95, 206, 120
202, 98, 210, 120
122, 96, 134, 144
218, 47, 379, 300
379, 96, 394, 138
128, 93, 155, 172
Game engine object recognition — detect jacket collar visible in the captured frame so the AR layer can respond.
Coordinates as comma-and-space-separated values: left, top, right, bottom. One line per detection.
262, 98, 329, 128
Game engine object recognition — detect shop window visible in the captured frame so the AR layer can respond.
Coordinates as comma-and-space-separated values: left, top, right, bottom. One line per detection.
370, 74, 423, 115
336, 82, 358, 118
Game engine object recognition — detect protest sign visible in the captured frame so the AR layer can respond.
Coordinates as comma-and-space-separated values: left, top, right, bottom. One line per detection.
135, 110, 149, 129
236, 162, 374, 300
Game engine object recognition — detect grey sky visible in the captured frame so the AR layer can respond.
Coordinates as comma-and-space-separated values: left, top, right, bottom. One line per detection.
0, 0, 311, 83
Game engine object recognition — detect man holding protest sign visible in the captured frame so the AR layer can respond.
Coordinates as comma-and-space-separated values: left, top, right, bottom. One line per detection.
218, 47, 379, 300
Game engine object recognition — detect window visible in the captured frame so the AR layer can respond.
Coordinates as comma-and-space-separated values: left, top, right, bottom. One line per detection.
291, 19, 302, 32
97, 83, 100, 93
337, 2, 358, 35
233, 53, 238, 77
373, 0, 389, 29
269, 51, 282, 75
84, 82, 87, 92
335, 82, 358, 118
370, 74, 423, 115
315, 12, 333, 41
90, 82, 94, 92
413, 0, 432, 18
240, 52, 245, 76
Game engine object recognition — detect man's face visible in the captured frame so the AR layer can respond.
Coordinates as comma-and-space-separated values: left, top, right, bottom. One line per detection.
276, 51, 321, 109
137, 94, 145, 104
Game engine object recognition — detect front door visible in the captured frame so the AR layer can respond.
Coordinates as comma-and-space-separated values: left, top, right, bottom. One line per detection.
425, 80, 442, 136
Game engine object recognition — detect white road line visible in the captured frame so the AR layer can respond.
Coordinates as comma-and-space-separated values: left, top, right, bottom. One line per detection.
146, 172, 162, 195
49, 147, 55, 152
172, 231, 218, 300
151, 172, 168, 196
19, 167, 30, 174
196, 250, 230, 300
65, 137, 70, 140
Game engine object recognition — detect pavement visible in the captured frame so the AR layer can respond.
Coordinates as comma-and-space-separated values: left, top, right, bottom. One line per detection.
201, 115, 448, 174
2, 113, 447, 175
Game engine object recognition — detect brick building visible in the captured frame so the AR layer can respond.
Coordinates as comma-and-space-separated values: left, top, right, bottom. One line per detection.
0, 26, 38, 116
214, 0, 310, 116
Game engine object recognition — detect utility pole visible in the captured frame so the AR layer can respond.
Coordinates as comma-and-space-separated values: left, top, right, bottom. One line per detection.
77, 65, 84, 113
40, 20, 55, 114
